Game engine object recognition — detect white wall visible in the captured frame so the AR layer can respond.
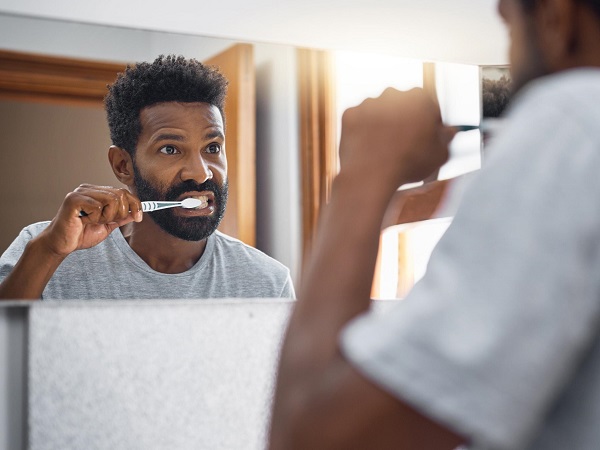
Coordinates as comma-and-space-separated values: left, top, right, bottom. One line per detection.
0, 13, 234, 63
255, 45, 301, 282
0, 13, 302, 283
0, 100, 116, 254
0, 0, 508, 65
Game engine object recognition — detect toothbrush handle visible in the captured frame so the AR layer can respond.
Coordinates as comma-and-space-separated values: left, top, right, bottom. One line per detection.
141, 201, 182, 212
79, 201, 180, 216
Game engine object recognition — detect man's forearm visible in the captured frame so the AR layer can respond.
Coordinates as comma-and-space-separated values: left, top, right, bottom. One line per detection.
0, 237, 65, 299
293, 172, 394, 337
270, 169, 404, 448
277, 169, 400, 397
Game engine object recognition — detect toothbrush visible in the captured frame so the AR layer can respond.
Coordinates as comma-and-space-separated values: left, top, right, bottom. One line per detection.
452, 119, 505, 134
78, 198, 203, 217
141, 198, 203, 212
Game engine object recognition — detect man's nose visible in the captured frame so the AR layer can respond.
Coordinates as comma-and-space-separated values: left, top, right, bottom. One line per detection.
180, 154, 213, 184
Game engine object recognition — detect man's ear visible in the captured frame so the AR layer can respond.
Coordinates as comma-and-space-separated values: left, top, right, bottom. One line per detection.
536, 0, 578, 66
108, 146, 135, 186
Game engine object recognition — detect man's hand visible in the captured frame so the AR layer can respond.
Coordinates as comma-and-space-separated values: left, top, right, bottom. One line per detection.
339, 87, 455, 194
0, 184, 143, 300
37, 184, 143, 258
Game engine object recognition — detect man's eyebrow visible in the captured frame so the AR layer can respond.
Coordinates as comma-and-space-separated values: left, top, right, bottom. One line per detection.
153, 133, 186, 142
205, 130, 225, 140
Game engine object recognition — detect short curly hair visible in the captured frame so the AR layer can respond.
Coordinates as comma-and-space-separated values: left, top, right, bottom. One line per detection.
105, 54, 228, 156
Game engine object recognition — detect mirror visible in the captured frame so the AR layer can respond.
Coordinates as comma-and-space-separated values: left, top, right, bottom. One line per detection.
0, 13, 303, 281
0, 5, 509, 286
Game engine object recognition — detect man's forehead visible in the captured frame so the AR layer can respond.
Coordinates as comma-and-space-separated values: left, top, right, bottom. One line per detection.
140, 102, 224, 131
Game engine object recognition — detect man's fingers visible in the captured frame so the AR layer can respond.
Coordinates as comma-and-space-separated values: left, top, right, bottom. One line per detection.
64, 192, 103, 221
441, 126, 459, 145
122, 190, 143, 222
71, 186, 141, 223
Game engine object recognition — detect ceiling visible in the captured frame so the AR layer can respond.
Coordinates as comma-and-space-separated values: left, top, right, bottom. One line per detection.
0, 0, 508, 65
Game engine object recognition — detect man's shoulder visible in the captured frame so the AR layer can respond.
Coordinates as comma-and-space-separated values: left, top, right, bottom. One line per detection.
16, 221, 51, 240
25, 221, 51, 233
518, 69, 600, 120
540, 68, 600, 92
211, 231, 289, 272
489, 68, 600, 166
207, 232, 295, 298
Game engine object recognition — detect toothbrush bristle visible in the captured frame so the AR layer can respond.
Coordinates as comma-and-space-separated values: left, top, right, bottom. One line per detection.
181, 198, 203, 208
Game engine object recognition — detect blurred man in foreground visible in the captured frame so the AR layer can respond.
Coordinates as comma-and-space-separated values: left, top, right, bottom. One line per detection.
270, 0, 600, 448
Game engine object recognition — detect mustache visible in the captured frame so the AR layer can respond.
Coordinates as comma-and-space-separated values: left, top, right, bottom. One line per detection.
163, 179, 221, 201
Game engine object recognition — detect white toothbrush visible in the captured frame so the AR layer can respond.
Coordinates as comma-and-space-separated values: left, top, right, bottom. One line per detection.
141, 198, 203, 212
79, 198, 203, 216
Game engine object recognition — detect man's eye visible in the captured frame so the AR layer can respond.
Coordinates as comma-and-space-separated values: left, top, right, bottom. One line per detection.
160, 145, 179, 155
206, 143, 221, 154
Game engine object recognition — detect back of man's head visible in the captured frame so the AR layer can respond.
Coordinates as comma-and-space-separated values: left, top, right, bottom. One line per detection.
520, 0, 600, 16
105, 55, 228, 156
505, 0, 600, 93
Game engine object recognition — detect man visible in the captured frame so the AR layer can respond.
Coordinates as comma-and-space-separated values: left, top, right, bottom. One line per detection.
0, 55, 294, 300
270, 0, 600, 448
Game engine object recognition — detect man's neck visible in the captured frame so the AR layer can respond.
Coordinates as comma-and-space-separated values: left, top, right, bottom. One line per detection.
120, 220, 208, 274
558, 9, 600, 70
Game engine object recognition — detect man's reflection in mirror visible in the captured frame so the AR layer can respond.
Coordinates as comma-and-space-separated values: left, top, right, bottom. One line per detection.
0, 55, 294, 300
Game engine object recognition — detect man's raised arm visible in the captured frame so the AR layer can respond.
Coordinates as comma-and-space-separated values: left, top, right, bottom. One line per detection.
269, 88, 464, 449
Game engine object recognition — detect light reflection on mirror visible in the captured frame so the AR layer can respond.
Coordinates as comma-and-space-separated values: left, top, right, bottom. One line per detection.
334, 51, 484, 299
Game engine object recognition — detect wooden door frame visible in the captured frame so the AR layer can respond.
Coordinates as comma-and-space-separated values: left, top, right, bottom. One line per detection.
0, 49, 125, 107
297, 48, 338, 262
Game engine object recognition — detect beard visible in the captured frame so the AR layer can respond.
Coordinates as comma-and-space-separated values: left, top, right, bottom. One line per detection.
133, 166, 228, 242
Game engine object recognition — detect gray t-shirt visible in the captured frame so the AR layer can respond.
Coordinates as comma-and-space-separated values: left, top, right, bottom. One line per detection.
342, 68, 600, 449
0, 223, 295, 300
